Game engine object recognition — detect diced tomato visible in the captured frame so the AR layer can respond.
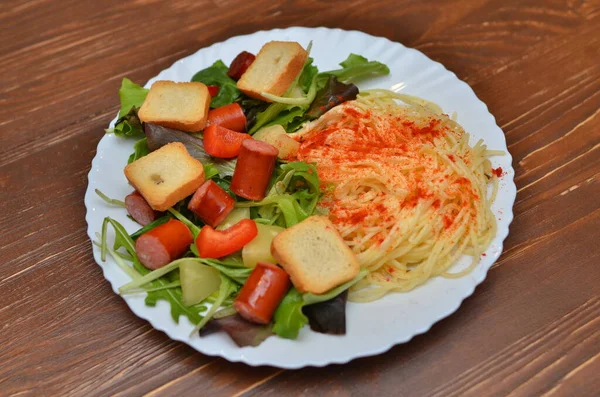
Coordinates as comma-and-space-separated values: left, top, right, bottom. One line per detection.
203, 124, 252, 159
196, 219, 258, 258
207, 103, 247, 132
228, 51, 256, 80
207, 85, 220, 97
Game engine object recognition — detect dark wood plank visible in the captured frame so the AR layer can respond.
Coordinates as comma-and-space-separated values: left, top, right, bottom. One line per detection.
1, 0, 599, 396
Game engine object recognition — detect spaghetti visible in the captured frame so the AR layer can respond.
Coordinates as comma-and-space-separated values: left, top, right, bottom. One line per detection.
294, 90, 503, 302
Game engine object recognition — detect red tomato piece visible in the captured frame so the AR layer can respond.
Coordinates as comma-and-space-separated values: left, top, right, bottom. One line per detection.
203, 124, 252, 159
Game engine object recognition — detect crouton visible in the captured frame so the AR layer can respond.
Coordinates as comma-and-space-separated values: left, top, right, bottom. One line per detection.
237, 41, 308, 101
271, 216, 360, 294
138, 81, 210, 132
124, 142, 205, 211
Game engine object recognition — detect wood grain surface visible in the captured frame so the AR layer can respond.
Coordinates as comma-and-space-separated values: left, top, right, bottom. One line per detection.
1, 0, 599, 396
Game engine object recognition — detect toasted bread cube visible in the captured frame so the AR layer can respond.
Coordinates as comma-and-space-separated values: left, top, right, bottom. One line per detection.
138, 81, 210, 132
237, 41, 308, 102
124, 142, 205, 211
271, 216, 360, 294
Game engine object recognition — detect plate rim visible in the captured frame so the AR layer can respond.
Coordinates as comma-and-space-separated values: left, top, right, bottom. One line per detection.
84, 26, 516, 368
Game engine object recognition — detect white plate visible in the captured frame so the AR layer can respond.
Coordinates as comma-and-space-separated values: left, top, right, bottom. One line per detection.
85, 27, 516, 368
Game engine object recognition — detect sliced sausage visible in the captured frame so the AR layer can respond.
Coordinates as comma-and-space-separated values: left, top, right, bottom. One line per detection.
233, 262, 291, 324
135, 219, 193, 270
207, 103, 247, 132
188, 180, 235, 227
230, 139, 279, 201
125, 191, 158, 226
228, 51, 256, 80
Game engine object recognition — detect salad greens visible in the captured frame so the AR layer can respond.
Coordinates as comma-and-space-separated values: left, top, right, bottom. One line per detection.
316, 53, 390, 88
107, 78, 148, 138
127, 137, 150, 164
191, 60, 241, 108
235, 162, 320, 228
272, 270, 368, 339
99, 217, 206, 324
98, 47, 392, 345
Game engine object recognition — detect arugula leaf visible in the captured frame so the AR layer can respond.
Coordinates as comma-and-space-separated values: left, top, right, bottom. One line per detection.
100, 217, 204, 324
202, 261, 252, 285
317, 53, 390, 88
129, 216, 170, 240
191, 60, 241, 108
95, 189, 126, 207
127, 137, 150, 164
272, 288, 308, 339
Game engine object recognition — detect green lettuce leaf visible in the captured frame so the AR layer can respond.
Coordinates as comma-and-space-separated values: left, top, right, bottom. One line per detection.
191, 60, 241, 108
271, 270, 368, 339
272, 288, 308, 339
118, 78, 149, 117
317, 54, 390, 89
127, 137, 150, 164
107, 78, 149, 138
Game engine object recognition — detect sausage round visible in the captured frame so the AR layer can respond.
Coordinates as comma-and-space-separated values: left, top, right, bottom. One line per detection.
135, 219, 193, 270
188, 180, 235, 227
228, 51, 256, 80
233, 262, 291, 324
125, 191, 158, 226
230, 139, 279, 201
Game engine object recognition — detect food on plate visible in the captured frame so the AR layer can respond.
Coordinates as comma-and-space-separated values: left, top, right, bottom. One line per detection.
125, 191, 159, 226
135, 219, 193, 269
242, 223, 284, 268
295, 92, 501, 302
180, 261, 221, 306
187, 180, 235, 227
124, 142, 205, 211
230, 139, 279, 200
138, 81, 211, 132
196, 219, 258, 258
233, 262, 291, 324
237, 41, 308, 101
253, 124, 299, 159
207, 102, 247, 132
272, 216, 360, 294
203, 124, 252, 158
95, 38, 502, 347
227, 51, 256, 80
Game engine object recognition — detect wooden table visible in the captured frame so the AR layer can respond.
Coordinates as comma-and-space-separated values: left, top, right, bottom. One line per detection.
2, 0, 599, 395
